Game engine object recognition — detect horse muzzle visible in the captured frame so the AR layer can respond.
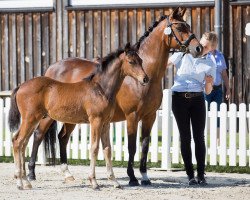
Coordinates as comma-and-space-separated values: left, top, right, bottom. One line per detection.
139, 75, 149, 86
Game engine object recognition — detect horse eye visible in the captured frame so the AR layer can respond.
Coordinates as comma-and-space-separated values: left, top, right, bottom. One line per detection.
129, 61, 135, 65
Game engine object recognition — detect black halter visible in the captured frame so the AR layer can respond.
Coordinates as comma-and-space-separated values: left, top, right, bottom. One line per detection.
166, 16, 196, 54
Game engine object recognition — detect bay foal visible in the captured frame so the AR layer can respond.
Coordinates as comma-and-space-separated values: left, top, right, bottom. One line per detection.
9, 43, 148, 190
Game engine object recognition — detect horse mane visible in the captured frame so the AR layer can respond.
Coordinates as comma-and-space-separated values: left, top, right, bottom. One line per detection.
135, 14, 185, 49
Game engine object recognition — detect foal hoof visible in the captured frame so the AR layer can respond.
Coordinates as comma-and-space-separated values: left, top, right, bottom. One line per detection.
129, 180, 139, 187
65, 176, 75, 183
23, 183, 32, 190
17, 185, 23, 190
92, 185, 100, 190
114, 183, 122, 189
141, 179, 151, 186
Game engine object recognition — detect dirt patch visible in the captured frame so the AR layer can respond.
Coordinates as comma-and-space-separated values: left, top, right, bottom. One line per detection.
0, 163, 249, 200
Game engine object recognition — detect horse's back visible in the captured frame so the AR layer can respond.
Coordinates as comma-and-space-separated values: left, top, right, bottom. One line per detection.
45, 57, 99, 83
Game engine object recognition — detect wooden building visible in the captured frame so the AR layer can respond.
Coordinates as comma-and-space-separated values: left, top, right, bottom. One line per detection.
0, 0, 249, 105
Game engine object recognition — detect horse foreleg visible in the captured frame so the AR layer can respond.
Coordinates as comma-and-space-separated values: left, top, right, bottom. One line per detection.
126, 114, 139, 186
140, 113, 156, 185
58, 123, 76, 182
101, 123, 121, 188
89, 118, 102, 190
28, 117, 54, 181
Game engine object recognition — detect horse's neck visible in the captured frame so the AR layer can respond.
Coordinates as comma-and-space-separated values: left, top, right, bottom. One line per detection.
98, 59, 124, 101
139, 23, 168, 82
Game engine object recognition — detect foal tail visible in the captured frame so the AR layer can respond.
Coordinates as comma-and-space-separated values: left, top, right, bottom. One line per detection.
44, 121, 57, 165
8, 87, 21, 132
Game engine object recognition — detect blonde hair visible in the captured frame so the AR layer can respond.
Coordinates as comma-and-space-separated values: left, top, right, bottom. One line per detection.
201, 31, 218, 45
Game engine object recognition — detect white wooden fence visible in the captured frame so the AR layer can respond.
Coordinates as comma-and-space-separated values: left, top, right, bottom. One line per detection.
0, 89, 249, 169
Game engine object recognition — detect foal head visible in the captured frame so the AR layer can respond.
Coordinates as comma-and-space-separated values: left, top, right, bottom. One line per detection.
164, 7, 203, 57
121, 43, 149, 85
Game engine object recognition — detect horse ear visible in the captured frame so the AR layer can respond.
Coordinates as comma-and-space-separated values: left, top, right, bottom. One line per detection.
171, 7, 186, 18
125, 42, 131, 53
179, 7, 186, 17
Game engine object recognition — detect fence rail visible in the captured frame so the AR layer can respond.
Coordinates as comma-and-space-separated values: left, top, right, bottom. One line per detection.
0, 89, 249, 168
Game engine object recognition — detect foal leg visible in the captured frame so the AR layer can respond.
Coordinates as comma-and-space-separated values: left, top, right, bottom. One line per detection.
101, 123, 121, 188
140, 113, 156, 185
12, 131, 23, 190
21, 134, 36, 189
58, 123, 76, 182
13, 120, 37, 189
88, 118, 102, 190
28, 117, 54, 181
126, 114, 139, 186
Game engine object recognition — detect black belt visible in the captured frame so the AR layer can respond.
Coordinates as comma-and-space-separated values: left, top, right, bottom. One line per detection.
172, 91, 203, 98
213, 84, 222, 90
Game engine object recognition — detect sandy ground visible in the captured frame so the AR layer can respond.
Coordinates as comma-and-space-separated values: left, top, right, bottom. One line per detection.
0, 163, 249, 200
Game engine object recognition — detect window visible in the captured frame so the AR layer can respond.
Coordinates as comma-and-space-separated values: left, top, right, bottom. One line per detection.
69, 0, 214, 8
0, 0, 54, 12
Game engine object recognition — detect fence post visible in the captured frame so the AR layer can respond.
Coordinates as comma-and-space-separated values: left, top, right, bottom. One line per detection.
161, 89, 172, 169
209, 102, 218, 165
37, 140, 46, 165
0, 99, 4, 156
219, 103, 227, 166
4, 98, 11, 157
229, 103, 237, 166
239, 103, 247, 166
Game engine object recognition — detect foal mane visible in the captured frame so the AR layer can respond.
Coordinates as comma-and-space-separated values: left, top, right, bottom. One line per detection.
101, 49, 124, 72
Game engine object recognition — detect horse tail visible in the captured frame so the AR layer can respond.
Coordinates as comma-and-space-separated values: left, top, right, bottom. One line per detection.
8, 86, 21, 132
44, 121, 57, 165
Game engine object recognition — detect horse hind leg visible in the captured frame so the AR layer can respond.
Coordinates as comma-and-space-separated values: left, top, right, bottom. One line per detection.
28, 117, 54, 181
13, 120, 38, 189
12, 131, 23, 190
101, 123, 121, 188
59, 123, 76, 182
21, 120, 40, 189
21, 137, 33, 189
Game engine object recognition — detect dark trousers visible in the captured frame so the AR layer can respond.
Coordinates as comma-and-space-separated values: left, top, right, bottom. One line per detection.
172, 94, 206, 177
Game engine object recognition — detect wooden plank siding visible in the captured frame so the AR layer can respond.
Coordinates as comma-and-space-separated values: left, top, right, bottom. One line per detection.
0, 3, 249, 104
229, 5, 250, 104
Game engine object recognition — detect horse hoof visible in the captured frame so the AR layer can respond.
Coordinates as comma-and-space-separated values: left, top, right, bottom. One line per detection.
92, 185, 100, 190
17, 185, 23, 190
27, 174, 36, 181
23, 183, 32, 189
114, 183, 122, 189
141, 179, 151, 186
65, 176, 75, 182
129, 180, 139, 187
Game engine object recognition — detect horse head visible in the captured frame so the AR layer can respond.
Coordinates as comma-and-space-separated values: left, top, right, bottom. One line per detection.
164, 7, 203, 58
122, 42, 149, 86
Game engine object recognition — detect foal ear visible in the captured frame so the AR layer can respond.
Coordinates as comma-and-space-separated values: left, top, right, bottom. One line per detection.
125, 42, 131, 53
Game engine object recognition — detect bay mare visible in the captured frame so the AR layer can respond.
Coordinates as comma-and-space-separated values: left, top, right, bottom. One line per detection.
8, 43, 149, 190
28, 7, 203, 186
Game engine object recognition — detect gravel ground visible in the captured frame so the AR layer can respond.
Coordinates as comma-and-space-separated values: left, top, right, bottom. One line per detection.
0, 162, 249, 200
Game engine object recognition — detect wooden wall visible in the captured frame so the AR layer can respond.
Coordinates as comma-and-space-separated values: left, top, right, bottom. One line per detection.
229, 5, 250, 104
0, 0, 249, 104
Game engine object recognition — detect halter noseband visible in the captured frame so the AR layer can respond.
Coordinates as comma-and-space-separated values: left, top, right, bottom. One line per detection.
166, 16, 196, 53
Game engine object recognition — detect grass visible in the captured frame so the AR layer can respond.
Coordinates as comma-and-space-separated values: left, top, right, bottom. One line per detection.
1, 156, 249, 174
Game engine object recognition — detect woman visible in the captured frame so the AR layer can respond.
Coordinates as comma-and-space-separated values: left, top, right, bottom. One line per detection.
167, 49, 216, 185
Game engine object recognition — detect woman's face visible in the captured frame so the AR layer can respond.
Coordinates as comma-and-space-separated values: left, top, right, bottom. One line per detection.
200, 38, 217, 55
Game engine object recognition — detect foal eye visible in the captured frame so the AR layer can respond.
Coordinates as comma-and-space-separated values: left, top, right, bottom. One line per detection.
129, 61, 135, 65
